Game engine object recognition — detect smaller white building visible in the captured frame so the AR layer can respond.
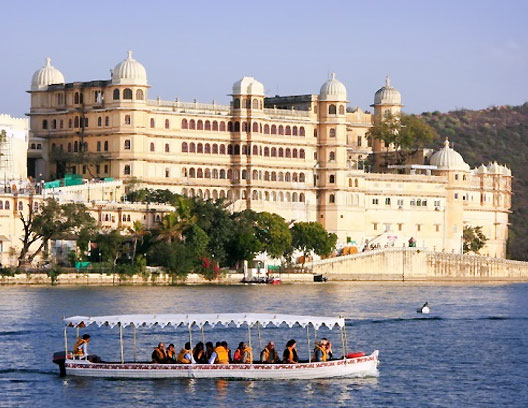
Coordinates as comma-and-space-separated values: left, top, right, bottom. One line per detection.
0, 114, 28, 182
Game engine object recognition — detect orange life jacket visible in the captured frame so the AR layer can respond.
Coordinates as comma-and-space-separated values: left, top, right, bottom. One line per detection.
152, 347, 166, 363
177, 348, 192, 364
73, 338, 87, 356
284, 346, 297, 363
214, 346, 229, 364
242, 347, 253, 364
312, 345, 328, 362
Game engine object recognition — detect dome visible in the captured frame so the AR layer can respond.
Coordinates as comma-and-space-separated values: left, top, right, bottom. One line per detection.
476, 164, 488, 174
31, 57, 65, 90
430, 138, 470, 171
112, 50, 147, 85
487, 162, 503, 174
319, 73, 347, 101
232, 76, 264, 96
374, 76, 402, 105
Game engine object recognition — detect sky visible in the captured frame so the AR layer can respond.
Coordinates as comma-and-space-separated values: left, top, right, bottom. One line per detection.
1, 0, 527, 117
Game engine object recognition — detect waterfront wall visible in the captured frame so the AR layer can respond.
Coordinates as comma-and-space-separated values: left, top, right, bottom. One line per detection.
310, 248, 528, 281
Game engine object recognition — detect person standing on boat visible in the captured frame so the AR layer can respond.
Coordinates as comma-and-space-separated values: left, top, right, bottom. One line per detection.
73, 334, 90, 359
282, 339, 299, 364
152, 343, 167, 364
214, 342, 230, 364
166, 344, 177, 363
260, 341, 280, 363
177, 342, 196, 364
313, 341, 328, 362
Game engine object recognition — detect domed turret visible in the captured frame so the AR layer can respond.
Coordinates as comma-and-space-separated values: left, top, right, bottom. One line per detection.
112, 50, 147, 85
374, 76, 402, 106
476, 164, 488, 174
232, 76, 264, 96
31, 57, 65, 91
319, 73, 347, 101
430, 138, 470, 171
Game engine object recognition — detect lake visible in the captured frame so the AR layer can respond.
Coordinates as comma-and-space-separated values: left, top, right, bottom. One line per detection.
0, 282, 527, 407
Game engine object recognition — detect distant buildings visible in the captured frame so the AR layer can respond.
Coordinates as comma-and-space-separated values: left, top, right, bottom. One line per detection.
0, 113, 28, 181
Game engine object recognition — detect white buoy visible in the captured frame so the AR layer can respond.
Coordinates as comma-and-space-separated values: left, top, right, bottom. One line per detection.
417, 302, 430, 314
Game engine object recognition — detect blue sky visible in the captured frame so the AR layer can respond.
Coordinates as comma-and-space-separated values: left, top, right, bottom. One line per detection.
1, 0, 527, 117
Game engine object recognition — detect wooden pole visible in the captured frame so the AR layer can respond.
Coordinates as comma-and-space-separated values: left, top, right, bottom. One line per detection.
307, 324, 311, 363
247, 324, 252, 351
201, 326, 205, 345
64, 327, 68, 356
340, 326, 346, 361
343, 324, 349, 357
133, 324, 137, 362
188, 324, 193, 347
257, 322, 262, 357
119, 323, 124, 364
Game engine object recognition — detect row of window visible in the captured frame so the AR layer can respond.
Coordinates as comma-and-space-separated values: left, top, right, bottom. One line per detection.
182, 168, 306, 183
0, 200, 37, 211
371, 198, 442, 207
181, 119, 307, 136
181, 142, 306, 158
372, 223, 442, 232
181, 188, 306, 203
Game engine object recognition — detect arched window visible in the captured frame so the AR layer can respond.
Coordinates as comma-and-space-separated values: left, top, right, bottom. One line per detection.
165, 143, 170, 153
299, 193, 305, 202
245, 99, 251, 109
242, 122, 248, 132
292, 126, 298, 136
220, 169, 226, 179
286, 148, 291, 158
124, 115, 131, 125
150, 142, 155, 152
124, 165, 131, 175
252, 122, 259, 133
197, 143, 203, 153
234, 145, 240, 155
182, 142, 188, 152
234, 122, 240, 132
264, 147, 270, 156
74, 141, 78, 152
264, 171, 270, 181
271, 147, 277, 157
220, 144, 226, 154
0, 201, 3, 210
136, 89, 144, 100
123, 88, 133, 99
67, 143, 72, 152
150, 118, 155, 128
234, 98, 240, 109
293, 173, 298, 182
113, 89, 120, 100
105, 116, 109, 126
74, 92, 80, 104
279, 192, 284, 202
189, 119, 195, 130
271, 172, 277, 181
205, 143, 211, 154
213, 121, 218, 131
339, 105, 345, 115
228, 144, 233, 155
329, 175, 335, 183
97, 117, 102, 127
329, 194, 335, 203
329, 151, 335, 161
300, 149, 305, 159
355, 179, 359, 187
242, 145, 248, 155
252, 99, 259, 109
205, 120, 211, 131
189, 168, 195, 178
285, 173, 291, 182
285, 126, 291, 135
227, 169, 232, 180
165, 119, 170, 129
205, 168, 211, 178
104, 141, 109, 151
299, 173, 305, 183
228, 121, 233, 132
252, 170, 258, 180
271, 125, 277, 135
124, 139, 131, 150
300, 127, 305, 136
4, 201, 9, 210
212, 144, 218, 154
182, 119, 188, 129
42, 120, 48, 129
329, 104, 336, 114
220, 121, 226, 131
329, 128, 336, 137
74, 117, 79, 128
292, 148, 298, 158
279, 148, 284, 157
265, 192, 269, 201
278, 172, 284, 181
279, 125, 284, 135
197, 120, 203, 130
264, 124, 270, 134
51, 119, 56, 129
286, 192, 291, 202
252, 145, 258, 155
292, 193, 298, 202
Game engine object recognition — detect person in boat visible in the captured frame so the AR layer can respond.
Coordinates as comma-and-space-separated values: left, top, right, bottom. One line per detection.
166, 344, 177, 363
222, 341, 232, 363
282, 339, 299, 364
260, 341, 280, 364
313, 340, 328, 362
214, 341, 230, 365
322, 338, 333, 360
193, 342, 207, 364
73, 334, 91, 359
152, 342, 167, 364
205, 342, 216, 364
233, 342, 253, 364
177, 342, 195, 364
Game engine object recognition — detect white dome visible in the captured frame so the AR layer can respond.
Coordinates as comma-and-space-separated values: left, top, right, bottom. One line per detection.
112, 50, 147, 85
430, 138, 470, 171
232, 76, 264, 96
487, 162, 503, 174
476, 164, 488, 174
374, 76, 402, 105
319, 73, 347, 101
31, 57, 65, 90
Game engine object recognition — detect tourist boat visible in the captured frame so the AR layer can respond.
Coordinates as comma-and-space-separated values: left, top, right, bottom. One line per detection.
53, 313, 379, 379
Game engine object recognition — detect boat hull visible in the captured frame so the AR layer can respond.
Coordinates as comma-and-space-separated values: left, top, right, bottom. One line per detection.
64, 350, 379, 379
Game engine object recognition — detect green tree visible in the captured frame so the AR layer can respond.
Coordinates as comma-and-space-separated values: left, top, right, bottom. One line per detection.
128, 220, 150, 262
19, 199, 96, 265
183, 224, 209, 257
91, 229, 127, 266
291, 222, 337, 268
156, 197, 196, 244
255, 212, 292, 259
463, 226, 488, 254
148, 241, 196, 282
226, 210, 262, 267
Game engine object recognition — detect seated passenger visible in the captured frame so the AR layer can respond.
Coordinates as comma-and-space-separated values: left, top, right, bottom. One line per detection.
73, 334, 91, 359
233, 342, 245, 363
241, 343, 253, 364
322, 338, 333, 360
214, 341, 229, 364
282, 339, 299, 364
152, 342, 167, 364
312, 341, 328, 362
193, 342, 207, 364
206, 342, 216, 364
260, 341, 280, 364
177, 342, 196, 364
166, 344, 177, 363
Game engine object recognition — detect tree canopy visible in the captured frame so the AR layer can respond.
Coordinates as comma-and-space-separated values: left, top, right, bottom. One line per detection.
463, 226, 488, 254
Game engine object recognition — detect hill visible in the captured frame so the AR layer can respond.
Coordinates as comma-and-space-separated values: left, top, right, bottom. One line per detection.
421, 102, 528, 260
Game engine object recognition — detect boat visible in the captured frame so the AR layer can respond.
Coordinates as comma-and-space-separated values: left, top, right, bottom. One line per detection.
53, 313, 379, 379
417, 302, 430, 314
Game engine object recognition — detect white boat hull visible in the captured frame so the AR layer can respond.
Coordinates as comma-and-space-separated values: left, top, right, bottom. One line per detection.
64, 350, 379, 380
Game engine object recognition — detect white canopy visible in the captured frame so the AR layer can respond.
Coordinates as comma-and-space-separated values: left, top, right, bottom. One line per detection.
64, 313, 345, 330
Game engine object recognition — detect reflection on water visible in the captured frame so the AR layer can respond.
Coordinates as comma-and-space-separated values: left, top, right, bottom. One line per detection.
0, 283, 527, 407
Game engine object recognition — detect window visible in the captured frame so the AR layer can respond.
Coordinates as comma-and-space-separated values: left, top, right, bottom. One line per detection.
286, 126, 291, 135
357, 136, 362, 147
234, 98, 240, 109
124, 140, 131, 150
372, 198, 379, 205
205, 120, 211, 131
385, 197, 391, 205
181, 119, 188, 129
300, 149, 305, 159
42, 120, 48, 129
123, 88, 132, 99
329, 175, 335, 183
234, 122, 240, 132
397, 199, 404, 206
300, 126, 305, 137
165, 119, 170, 129
339, 105, 345, 115
455, 174, 459, 180
220, 145, 226, 154
165, 169, 170, 178
68, 143, 72, 152
220, 121, 226, 131
212, 144, 218, 154
113, 89, 120, 100
329, 128, 336, 137
205, 144, 211, 154
329, 104, 336, 114
98, 117, 102, 127
51, 119, 56, 129
434, 200, 441, 207
190, 119, 195, 130
136, 89, 144, 100
329, 152, 335, 161
292, 126, 298, 136
373, 223, 378, 231
271, 125, 277, 135
417, 224, 421, 232
97, 142, 102, 152
124, 115, 131, 125
286, 148, 291, 158
435, 224, 440, 232
96, 164, 100, 174
264, 124, 270, 134
150, 118, 155, 128
454, 193, 459, 199
279, 125, 284, 135
329, 194, 335, 203
278, 148, 284, 157
410, 199, 416, 206
398, 223, 403, 231
253, 145, 258, 155
60, 120, 64, 129
74, 92, 80, 104
104, 141, 109, 151
124, 165, 131, 175
252, 99, 259, 109
212, 121, 218, 131
165, 143, 170, 152
18, 201, 23, 211
150, 142, 155, 152
104, 164, 109, 173
105, 116, 109, 126
197, 120, 203, 130
4, 201, 9, 210
252, 122, 259, 133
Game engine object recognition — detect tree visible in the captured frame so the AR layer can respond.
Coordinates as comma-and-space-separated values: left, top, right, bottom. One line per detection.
19, 199, 96, 265
128, 220, 150, 262
463, 226, 488, 254
255, 212, 292, 259
156, 198, 196, 244
148, 241, 196, 282
291, 222, 337, 268
226, 210, 262, 267
91, 229, 127, 266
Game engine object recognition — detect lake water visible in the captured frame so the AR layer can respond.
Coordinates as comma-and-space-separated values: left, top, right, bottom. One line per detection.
0, 282, 527, 407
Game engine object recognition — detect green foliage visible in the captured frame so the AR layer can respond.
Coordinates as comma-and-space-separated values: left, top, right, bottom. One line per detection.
255, 212, 292, 259
463, 226, 488, 254
226, 210, 262, 266
148, 241, 196, 282
90, 229, 128, 265
126, 188, 180, 205
291, 222, 337, 265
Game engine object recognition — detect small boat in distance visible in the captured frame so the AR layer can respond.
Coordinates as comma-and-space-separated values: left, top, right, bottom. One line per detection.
417, 302, 430, 314
53, 313, 379, 379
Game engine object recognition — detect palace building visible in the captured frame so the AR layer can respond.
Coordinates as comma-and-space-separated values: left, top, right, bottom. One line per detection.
27, 52, 512, 257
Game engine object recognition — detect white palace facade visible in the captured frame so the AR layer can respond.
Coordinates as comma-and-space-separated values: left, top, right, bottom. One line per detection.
26, 52, 512, 257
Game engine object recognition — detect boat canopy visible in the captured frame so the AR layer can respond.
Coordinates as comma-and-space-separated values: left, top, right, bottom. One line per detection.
63, 313, 345, 330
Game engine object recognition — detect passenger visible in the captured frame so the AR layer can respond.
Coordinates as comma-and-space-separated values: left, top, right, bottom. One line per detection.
214, 341, 229, 364
282, 339, 299, 364
312, 341, 328, 362
193, 342, 207, 364
322, 338, 333, 360
206, 342, 217, 364
177, 342, 196, 364
260, 341, 280, 364
166, 344, 177, 363
73, 334, 91, 359
152, 342, 167, 364
222, 341, 232, 363
233, 342, 245, 363
241, 343, 253, 364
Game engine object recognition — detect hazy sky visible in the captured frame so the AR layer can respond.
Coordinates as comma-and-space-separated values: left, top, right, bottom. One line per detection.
1, 0, 527, 117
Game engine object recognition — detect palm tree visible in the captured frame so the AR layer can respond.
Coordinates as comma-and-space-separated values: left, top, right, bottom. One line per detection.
156, 197, 197, 244
128, 220, 150, 262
